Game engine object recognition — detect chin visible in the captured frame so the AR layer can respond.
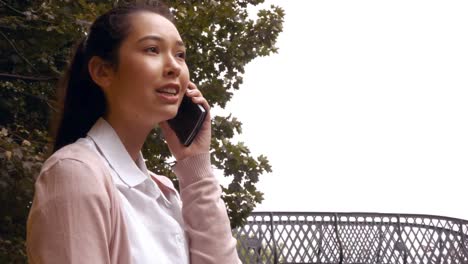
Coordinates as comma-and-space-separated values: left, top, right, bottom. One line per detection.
159, 107, 179, 122
166, 111, 178, 121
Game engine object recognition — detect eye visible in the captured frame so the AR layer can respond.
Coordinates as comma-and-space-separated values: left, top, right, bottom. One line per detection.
145, 46, 160, 54
176, 51, 186, 60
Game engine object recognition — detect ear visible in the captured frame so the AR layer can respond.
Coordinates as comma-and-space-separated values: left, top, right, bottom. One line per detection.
88, 56, 114, 91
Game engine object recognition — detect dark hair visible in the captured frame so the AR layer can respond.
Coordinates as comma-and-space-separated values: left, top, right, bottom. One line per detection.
52, 2, 174, 152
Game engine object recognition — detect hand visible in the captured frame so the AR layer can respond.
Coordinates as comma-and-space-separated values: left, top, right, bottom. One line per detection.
159, 82, 211, 161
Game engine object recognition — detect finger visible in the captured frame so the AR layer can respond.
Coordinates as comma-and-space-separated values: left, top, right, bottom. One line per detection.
187, 82, 197, 90
191, 96, 211, 112
185, 82, 210, 110
186, 89, 202, 97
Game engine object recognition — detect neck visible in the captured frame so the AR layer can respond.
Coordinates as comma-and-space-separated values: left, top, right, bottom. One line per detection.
103, 114, 153, 162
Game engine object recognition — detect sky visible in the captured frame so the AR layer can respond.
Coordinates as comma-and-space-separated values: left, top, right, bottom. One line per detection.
218, 1, 468, 220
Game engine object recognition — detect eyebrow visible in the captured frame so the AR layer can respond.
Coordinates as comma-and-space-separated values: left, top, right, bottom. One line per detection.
137, 35, 185, 47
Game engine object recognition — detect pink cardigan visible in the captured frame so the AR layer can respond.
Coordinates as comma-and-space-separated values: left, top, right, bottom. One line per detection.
27, 142, 240, 264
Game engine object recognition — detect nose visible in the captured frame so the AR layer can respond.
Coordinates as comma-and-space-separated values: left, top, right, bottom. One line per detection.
163, 55, 181, 78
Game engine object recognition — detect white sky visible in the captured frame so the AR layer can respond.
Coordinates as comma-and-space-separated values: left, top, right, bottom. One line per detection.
218, 0, 468, 220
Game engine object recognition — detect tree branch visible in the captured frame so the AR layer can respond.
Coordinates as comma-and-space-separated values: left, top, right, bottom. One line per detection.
0, 0, 53, 24
0, 73, 58, 82
0, 0, 24, 16
0, 30, 40, 73
1, 78, 60, 112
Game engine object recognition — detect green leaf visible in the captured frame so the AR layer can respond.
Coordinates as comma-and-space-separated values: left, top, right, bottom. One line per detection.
0, 0, 284, 260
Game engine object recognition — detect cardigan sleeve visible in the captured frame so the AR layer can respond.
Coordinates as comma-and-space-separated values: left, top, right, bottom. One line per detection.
27, 158, 113, 264
173, 153, 241, 264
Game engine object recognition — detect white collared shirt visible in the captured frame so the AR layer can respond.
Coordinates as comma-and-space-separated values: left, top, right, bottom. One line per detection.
79, 117, 189, 264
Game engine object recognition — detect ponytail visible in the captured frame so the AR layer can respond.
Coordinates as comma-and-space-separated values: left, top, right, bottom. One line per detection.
52, 37, 106, 152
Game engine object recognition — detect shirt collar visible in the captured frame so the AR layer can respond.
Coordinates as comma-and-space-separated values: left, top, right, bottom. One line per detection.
87, 117, 149, 188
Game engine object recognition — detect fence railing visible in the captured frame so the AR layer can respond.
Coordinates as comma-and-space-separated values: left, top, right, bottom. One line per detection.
233, 212, 468, 264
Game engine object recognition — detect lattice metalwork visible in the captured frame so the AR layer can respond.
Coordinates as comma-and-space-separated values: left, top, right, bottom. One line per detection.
233, 212, 468, 264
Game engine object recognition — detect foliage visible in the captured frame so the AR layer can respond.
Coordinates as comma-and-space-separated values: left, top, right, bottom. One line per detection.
235, 233, 285, 263
0, 0, 283, 262
0, 126, 46, 263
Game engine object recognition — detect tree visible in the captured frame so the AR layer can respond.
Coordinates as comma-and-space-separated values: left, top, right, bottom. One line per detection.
0, 0, 283, 262
235, 232, 286, 263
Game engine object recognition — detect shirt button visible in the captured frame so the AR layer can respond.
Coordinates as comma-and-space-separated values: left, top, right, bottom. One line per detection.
176, 234, 183, 243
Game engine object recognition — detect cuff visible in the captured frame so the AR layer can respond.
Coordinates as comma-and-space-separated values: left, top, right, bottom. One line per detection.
173, 152, 213, 189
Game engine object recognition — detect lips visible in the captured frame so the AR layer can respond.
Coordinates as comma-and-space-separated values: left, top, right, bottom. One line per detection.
155, 84, 180, 104
157, 87, 177, 95
155, 84, 180, 96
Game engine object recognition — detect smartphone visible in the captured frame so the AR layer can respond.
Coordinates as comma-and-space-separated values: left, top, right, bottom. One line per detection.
167, 95, 207, 146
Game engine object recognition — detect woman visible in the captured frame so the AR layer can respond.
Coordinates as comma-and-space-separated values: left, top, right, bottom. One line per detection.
26, 3, 240, 264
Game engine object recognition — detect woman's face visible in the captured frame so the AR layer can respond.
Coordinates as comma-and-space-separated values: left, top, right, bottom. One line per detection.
104, 11, 189, 127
